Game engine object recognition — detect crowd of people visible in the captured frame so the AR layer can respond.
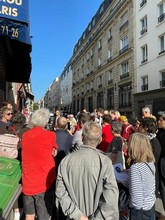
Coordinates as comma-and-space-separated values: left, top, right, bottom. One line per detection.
0, 101, 165, 220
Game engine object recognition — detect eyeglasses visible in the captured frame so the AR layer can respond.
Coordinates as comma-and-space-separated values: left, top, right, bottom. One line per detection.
6, 113, 13, 116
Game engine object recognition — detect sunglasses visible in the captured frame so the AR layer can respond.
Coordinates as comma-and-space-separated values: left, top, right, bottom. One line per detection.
6, 113, 13, 116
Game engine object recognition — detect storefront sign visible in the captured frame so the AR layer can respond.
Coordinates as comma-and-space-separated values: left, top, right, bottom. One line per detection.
0, 18, 31, 44
0, 0, 29, 24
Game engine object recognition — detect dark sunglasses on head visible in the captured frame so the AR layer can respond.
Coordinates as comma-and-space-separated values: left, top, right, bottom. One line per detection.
6, 113, 13, 116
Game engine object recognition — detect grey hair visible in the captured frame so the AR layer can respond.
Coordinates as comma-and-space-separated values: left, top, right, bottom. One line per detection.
142, 107, 151, 113
82, 121, 102, 147
111, 120, 122, 134
30, 108, 50, 128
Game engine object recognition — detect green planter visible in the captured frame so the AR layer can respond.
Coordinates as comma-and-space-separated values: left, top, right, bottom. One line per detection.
0, 157, 21, 214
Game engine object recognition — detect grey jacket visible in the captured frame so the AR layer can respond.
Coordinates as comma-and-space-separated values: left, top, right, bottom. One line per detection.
56, 145, 119, 220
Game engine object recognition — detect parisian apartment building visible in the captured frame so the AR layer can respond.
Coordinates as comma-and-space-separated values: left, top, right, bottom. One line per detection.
41, 0, 165, 118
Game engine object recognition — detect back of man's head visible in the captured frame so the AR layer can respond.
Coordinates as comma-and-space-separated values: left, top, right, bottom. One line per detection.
57, 116, 67, 130
78, 113, 90, 125
82, 121, 102, 147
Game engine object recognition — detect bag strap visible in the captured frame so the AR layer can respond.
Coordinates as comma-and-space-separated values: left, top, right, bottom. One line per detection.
144, 162, 154, 176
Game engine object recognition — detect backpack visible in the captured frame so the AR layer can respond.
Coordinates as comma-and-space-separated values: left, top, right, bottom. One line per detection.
0, 133, 19, 159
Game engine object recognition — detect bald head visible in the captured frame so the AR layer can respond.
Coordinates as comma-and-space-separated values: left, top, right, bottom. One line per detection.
57, 116, 68, 130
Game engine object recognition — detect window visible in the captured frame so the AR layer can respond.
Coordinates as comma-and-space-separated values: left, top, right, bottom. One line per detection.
86, 83, 90, 92
98, 39, 102, 49
141, 76, 148, 91
87, 52, 90, 60
107, 89, 114, 109
158, 2, 165, 23
88, 24, 91, 32
121, 62, 129, 78
83, 33, 86, 40
97, 92, 104, 108
88, 97, 93, 113
97, 75, 102, 88
100, 6, 104, 14
108, 28, 112, 40
92, 18, 96, 26
141, 44, 148, 63
140, 16, 147, 35
160, 71, 165, 87
120, 36, 128, 54
159, 34, 165, 55
140, 0, 147, 8
108, 49, 112, 60
98, 58, 101, 67
119, 85, 131, 107
81, 64, 84, 75
91, 48, 93, 57
120, 11, 128, 31
81, 85, 84, 94
108, 70, 113, 84
77, 69, 79, 82
90, 81, 93, 90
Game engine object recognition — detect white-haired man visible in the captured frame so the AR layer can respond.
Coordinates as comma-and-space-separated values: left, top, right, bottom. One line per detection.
142, 106, 156, 121
22, 108, 58, 220
56, 121, 119, 220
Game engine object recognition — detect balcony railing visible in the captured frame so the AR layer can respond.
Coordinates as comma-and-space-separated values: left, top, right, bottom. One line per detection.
108, 35, 112, 42
160, 80, 165, 87
119, 45, 129, 55
107, 57, 112, 62
158, 13, 165, 23
159, 50, 165, 55
108, 79, 113, 84
119, 20, 129, 31
140, 0, 147, 8
141, 59, 148, 64
120, 72, 129, 79
141, 84, 148, 91
140, 27, 147, 35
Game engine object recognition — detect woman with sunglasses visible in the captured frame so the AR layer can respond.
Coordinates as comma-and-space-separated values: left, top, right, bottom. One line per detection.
0, 106, 13, 129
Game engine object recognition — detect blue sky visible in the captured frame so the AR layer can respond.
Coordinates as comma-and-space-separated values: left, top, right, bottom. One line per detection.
29, 1, 103, 101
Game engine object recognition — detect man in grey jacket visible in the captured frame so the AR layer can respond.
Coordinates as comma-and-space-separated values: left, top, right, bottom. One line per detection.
56, 121, 119, 220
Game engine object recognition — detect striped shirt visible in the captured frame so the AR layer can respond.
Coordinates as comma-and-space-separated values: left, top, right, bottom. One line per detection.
129, 162, 156, 210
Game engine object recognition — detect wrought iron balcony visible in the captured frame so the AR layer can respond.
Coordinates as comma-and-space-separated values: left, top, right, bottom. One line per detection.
108, 79, 113, 84
141, 84, 148, 91
119, 20, 129, 31
140, 0, 147, 8
158, 13, 165, 23
108, 36, 112, 42
119, 45, 129, 55
159, 50, 165, 55
140, 27, 147, 35
141, 59, 148, 64
120, 72, 129, 79
107, 57, 112, 62
160, 80, 165, 87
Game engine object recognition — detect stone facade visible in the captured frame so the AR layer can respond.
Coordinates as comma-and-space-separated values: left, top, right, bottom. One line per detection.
134, 0, 165, 117
72, 0, 135, 117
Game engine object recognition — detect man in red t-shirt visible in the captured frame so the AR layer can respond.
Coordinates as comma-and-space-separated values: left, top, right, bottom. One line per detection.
22, 108, 58, 220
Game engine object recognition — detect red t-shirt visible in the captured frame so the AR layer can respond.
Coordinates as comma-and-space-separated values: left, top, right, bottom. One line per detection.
22, 127, 58, 195
99, 124, 114, 152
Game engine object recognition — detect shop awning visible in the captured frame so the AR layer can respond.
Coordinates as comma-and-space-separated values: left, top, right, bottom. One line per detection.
26, 92, 34, 101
